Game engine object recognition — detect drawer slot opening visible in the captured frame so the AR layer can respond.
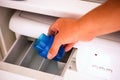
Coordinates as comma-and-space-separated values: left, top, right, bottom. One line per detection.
4, 36, 76, 76
39, 59, 65, 75
20, 43, 45, 70
20, 41, 71, 75
5, 36, 33, 65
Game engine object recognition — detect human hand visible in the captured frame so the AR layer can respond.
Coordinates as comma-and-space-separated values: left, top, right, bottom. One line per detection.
47, 18, 95, 59
47, 0, 120, 60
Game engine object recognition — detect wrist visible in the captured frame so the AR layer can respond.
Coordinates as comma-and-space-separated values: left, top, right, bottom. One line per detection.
75, 18, 98, 41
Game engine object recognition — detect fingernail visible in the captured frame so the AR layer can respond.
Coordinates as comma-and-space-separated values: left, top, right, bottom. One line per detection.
47, 53, 52, 59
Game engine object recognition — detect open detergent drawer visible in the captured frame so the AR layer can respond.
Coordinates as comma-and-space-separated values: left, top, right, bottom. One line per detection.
0, 35, 77, 80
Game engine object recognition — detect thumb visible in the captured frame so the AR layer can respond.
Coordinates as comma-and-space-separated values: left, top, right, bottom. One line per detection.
47, 34, 62, 59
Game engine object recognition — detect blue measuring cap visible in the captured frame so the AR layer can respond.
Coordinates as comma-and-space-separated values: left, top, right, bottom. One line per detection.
34, 33, 65, 61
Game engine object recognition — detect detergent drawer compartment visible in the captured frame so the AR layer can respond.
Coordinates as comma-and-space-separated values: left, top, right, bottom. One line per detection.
0, 35, 77, 80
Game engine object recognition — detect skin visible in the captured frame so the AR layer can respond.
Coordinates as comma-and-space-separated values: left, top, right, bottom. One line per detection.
47, 0, 120, 59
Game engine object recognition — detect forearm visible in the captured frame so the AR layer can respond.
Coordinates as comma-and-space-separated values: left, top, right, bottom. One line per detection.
47, 0, 120, 59
76, 0, 120, 39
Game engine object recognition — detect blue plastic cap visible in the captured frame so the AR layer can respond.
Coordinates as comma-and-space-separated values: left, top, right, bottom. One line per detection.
34, 33, 65, 61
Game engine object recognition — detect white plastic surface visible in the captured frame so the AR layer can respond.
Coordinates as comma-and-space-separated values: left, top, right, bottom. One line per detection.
75, 38, 120, 80
64, 69, 103, 80
0, 70, 35, 80
9, 11, 56, 38
0, 0, 100, 18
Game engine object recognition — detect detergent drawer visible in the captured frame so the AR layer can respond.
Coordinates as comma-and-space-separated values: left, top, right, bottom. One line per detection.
0, 35, 77, 80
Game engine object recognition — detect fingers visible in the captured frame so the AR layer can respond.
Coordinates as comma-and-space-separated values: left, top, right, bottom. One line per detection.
47, 19, 62, 59
47, 34, 62, 59
64, 43, 75, 52
48, 26, 58, 36
47, 19, 60, 36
